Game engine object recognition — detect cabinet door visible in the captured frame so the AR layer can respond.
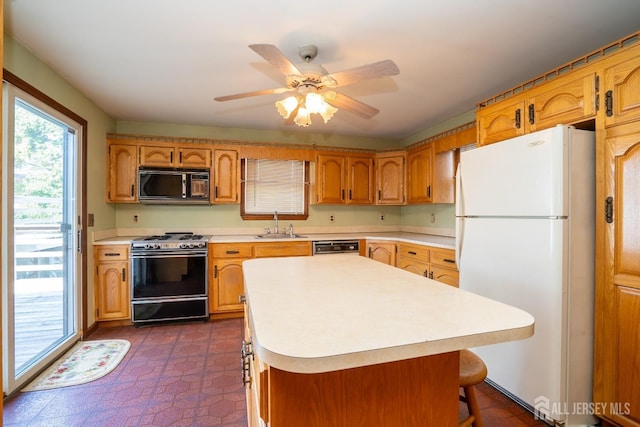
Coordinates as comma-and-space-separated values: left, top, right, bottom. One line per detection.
211, 258, 245, 313
316, 154, 345, 204
603, 49, 640, 128
477, 98, 526, 145
594, 127, 640, 425
140, 145, 175, 167
407, 144, 433, 204
367, 242, 397, 266
432, 150, 455, 204
213, 149, 238, 203
375, 153, 405, 205
528, 72, 597, 132
430, 265, 459, 287
347, 155, 374, 204
107, 144, 137, 202
95, 262, 130, 320
179, 147, 211, 168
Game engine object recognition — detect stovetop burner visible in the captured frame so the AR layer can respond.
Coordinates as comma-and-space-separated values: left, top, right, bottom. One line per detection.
131, 232, 211, 252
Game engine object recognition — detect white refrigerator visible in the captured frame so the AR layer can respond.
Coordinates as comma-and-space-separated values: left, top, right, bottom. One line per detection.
455, 125, 597, 426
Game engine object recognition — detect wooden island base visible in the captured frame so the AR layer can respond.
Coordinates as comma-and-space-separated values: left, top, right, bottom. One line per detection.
267, 351, 459, 427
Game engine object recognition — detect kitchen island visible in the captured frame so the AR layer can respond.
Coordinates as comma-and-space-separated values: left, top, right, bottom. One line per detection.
242, 254, 534, 427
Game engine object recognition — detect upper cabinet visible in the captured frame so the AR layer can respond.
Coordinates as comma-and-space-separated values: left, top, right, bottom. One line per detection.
140, 145, 211, 169
212, 149, 239, 204
315, 153, 374, 204
406, 143, 433, 204
375, 151, 406, 205
106, 144, 138, 203
477, 68, 599, 145
603, 45, 640, 128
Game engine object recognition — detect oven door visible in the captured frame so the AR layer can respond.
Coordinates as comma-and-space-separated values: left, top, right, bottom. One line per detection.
131, 252, 207, 300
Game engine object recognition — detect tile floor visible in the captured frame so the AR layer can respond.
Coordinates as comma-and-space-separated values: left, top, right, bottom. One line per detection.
4, 318, 551, 427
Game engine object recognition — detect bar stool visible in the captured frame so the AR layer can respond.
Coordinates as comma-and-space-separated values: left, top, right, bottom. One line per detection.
459, 349, 487, 427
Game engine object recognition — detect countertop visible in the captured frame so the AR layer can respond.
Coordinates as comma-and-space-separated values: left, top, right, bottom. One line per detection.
93, 231, 455, 249
243, 254, 534, 374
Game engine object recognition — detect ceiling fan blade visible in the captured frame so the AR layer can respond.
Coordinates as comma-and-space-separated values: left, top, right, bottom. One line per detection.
325, 92, 379, 119
324, 60, 399, 87
214, 87, 293, 102
249, 44, 302, 76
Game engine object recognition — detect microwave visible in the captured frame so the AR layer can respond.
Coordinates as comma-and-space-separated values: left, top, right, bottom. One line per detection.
138, 169, 210, 204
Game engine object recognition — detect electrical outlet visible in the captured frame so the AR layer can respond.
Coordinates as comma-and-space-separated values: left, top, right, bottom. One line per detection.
380, 214, 385, 221
87, 213, 94, 227
330, 215, 335, 223
430, 213, 436, 223
133, 212, 139, 223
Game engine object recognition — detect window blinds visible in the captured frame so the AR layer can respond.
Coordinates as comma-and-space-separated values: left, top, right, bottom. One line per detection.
244, 159, 306, 214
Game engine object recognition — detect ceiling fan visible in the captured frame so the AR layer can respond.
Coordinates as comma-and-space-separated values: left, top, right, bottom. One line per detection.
214, 44, 400, 126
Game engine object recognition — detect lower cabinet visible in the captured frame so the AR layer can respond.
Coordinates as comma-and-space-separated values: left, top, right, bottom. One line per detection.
94, 245, 130, 321
396, 242, 459, 287
210, 241, 312, 318
366, 240, 397, 265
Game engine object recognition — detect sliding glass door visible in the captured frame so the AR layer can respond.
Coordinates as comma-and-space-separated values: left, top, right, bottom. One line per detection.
2, 84, 82, 394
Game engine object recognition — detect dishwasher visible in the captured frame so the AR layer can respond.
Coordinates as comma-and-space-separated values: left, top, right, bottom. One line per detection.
312, 240, 360, 255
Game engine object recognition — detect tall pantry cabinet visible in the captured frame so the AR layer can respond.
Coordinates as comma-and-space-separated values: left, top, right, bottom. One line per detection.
593, 43, 640, 427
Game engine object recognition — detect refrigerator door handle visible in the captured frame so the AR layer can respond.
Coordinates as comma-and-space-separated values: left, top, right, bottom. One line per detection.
455, 217, 464, 268
455, 163, 463, 217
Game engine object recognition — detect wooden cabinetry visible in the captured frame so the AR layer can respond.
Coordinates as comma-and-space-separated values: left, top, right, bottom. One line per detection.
602, 46, 640, 128
593, 120, 640, 427
94, 245, 130, 320
406, 143, 433, 204
140, 145, 211, 168
316, 153, 374, 204
477, 69, 598, 145
106, 144, 137, 202
209, 243, 252, 316
366, 241, 396, 265
375, 151, 405, 205
397, 243, 458, 287
212, 149, 239, 203
210, 241, 312, 318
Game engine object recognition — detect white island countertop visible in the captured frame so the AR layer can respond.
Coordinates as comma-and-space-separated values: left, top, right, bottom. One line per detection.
243, 254, 534, 374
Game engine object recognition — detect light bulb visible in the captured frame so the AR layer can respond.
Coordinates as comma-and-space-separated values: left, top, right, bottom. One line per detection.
275, 96, 299, 118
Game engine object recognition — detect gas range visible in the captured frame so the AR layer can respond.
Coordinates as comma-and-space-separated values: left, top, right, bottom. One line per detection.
131, 232, 211, 252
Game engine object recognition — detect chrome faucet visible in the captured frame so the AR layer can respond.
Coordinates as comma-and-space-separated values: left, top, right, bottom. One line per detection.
273, 210, 279, 235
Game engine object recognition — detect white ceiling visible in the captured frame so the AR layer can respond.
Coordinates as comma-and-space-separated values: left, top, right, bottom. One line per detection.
5, 1, 640, 140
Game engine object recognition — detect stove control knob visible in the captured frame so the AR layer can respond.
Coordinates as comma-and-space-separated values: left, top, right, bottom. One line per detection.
144, 243, 152, 249
197, 242, 205, 248
180, 243, 188, 249
154, 243, 161, 250
188, 243, 195, 248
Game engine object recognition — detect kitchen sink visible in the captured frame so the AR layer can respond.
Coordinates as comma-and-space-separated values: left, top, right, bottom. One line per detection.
254, 234, 307, 239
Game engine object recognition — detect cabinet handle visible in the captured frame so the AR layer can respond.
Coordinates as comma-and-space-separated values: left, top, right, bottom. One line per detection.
427, 185, 431, 198
214, 265, 218, 278
121, 268, 126, 281
349, 189, 352, 200
241, 339, 253, 386
429, 271, 434, 279
341, 189, 345, 200
408, 251, 417, 255
226, 250, 240, 255
605, 196, 614, 224
443, 258, 456, 264
605, 90, 613, 117
215, 186, 218, 198
528, 104, 535, 125
515, 108, 521, 129
130, 184, 134, 197
239, 294, 246, 303
368, 247, 372, 258
179, 152, 183, 164
378, 189, 381, 201
423, 270, 428, 277
104, 252, 121, 257
170, 152, 173, 164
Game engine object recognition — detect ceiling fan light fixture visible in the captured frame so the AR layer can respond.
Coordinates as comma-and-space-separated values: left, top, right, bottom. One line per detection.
293, 106, 311, 127
275, 96, 299, 119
